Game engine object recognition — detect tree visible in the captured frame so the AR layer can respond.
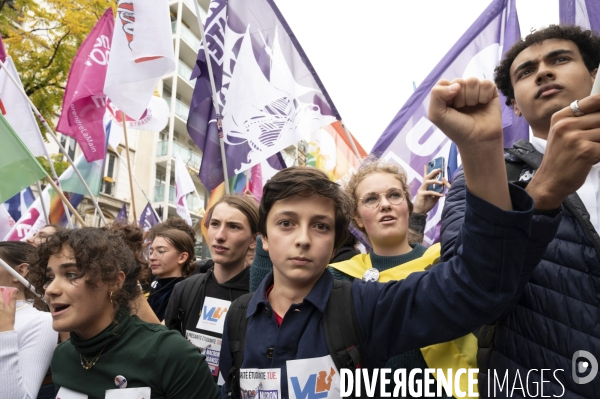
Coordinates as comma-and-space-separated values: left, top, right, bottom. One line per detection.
0, 0, 114, 134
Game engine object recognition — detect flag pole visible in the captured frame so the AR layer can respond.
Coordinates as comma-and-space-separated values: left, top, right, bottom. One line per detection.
45, 177, 87, 226
0, 58, 73, 228
339, 120, 363, 161
192, 0, 230, 194
121, 111, 137, 224
0, 58, 107, 226
113, 151, 161, 222
0, 257, 44, 301
35, 181, 49, 225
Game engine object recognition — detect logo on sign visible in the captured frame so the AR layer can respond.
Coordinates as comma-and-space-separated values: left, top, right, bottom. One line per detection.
290, 368, 336, 399
202, 305, 228, 323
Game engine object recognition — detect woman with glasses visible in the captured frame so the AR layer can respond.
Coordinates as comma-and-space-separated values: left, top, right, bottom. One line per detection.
147, 229, 195, 321
333, 157, 476, 399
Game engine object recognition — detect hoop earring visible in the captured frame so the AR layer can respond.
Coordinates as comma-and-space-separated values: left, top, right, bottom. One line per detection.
109, 291, 113, 303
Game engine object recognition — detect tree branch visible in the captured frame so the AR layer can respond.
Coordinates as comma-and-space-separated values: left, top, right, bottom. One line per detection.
43, 29, 70, 69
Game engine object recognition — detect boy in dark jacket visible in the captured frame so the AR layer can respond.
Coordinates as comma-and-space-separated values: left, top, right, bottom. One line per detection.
218, 79, 558, 398
440, 25, 600, 398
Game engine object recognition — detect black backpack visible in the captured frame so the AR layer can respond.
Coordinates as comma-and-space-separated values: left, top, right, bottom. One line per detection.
225, 279, 367, 398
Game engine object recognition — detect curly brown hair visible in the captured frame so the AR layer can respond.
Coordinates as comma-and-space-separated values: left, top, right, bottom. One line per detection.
153, 229, 196, 277
103, 222, 151, 286
259, 166, 352, 252
28, 227, 141, 312
345, 156, 414, 236
495, 25, 600, 106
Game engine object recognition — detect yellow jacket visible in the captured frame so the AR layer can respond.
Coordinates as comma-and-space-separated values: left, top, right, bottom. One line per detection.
329, 243, 478, 398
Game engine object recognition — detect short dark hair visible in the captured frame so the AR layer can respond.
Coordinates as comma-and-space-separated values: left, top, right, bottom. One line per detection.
28, 228, 141, 312
0, 242, 36, 300
258, 167, 351, 252
495, 25, 600, 106
154, 229, 196, 277
148, 216, 196, 243
203, 194, 259, 235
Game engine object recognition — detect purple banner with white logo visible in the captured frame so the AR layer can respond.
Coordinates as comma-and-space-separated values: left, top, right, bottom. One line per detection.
187, 0, 341, 191
371, 0, 527, 244
138, 202, 158, 232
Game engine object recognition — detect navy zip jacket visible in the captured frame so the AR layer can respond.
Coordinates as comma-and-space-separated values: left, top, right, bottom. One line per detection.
219, 185, 552, 399
441, 143, 598, 398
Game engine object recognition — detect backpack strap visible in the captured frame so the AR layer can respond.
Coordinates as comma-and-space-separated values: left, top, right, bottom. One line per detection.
178, 271, 210, 335
225, 292, 253, 399
323, 280, 367, 372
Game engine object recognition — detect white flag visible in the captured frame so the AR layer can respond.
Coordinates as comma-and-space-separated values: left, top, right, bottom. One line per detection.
174, 153, 196, 226
104, 0, 175, 120
0, 57, 47, 157
0, 204, 15, 241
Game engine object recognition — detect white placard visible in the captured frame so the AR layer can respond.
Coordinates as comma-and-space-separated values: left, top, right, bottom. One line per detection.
196, 296, 231, 334
105, 387, 151, 399
239, 368, 281, 399
55, 387, 88, 399
186, 330, 223, 382
287, 356, 340, 399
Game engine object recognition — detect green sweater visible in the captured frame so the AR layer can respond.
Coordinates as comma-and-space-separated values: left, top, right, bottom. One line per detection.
52, 311, 219, 399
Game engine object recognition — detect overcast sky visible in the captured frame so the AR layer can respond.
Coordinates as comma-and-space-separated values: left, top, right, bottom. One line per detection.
273, 0, 559, 152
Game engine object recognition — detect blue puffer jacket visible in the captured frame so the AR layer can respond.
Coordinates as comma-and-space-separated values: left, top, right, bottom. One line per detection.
440, 141, 600, 399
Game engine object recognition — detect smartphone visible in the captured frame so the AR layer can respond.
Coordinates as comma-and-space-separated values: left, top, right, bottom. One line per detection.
426, 157, 445, 193
0, 286, 17, 304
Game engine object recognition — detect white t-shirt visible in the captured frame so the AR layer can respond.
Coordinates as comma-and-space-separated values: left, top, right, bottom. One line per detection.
0, 300, 58, 398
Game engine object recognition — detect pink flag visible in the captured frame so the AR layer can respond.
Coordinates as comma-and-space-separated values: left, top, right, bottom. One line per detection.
0, 35, 7, 64
56, 8, 114, 162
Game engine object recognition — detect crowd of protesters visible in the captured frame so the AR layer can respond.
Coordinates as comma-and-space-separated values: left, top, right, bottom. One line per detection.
0, 24, 598, 399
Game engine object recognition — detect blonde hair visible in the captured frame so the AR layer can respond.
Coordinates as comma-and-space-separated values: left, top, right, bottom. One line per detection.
345, 155, 414, 236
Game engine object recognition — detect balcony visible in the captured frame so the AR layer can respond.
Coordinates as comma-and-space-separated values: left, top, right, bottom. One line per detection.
178, 61, 194, 81
163, 96, 190, 122
156, 140, 202, 171
154, 185, 202, 214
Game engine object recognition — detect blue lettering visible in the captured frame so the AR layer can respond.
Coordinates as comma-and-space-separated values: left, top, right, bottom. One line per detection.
291, 375, 328, 399
202, 306, 218, 322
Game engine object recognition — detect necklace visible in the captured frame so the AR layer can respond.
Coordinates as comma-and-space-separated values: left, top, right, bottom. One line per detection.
16, 303, 30, 312
80, 344, 108, 370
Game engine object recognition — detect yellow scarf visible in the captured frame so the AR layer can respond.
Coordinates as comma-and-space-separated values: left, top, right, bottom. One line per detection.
329, 243, 478, 398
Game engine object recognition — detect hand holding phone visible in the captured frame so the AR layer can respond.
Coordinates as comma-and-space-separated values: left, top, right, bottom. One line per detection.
426, 157, 445, 193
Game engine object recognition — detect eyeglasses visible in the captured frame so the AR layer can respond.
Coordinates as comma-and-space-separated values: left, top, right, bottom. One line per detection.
359, 188, 405, 209
148, 248, 172, 259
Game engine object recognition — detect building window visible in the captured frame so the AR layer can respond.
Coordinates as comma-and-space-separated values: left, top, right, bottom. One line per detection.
102, 153, 117, 195
59, 135, 76, 161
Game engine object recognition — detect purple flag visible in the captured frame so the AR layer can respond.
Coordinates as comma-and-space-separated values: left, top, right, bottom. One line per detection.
138, 202, 158, 232
56, 8, 114, 163
187, 0, 342, 191
115, 204, 128, 223
560, 0, 600, 34
371, 0, 527, 245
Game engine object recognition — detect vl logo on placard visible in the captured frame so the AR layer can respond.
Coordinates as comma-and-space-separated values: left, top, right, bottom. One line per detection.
290, 368, 336, 399
196, 296, 231, 334
203, 305, 227, 322
287, 356, 340, 399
